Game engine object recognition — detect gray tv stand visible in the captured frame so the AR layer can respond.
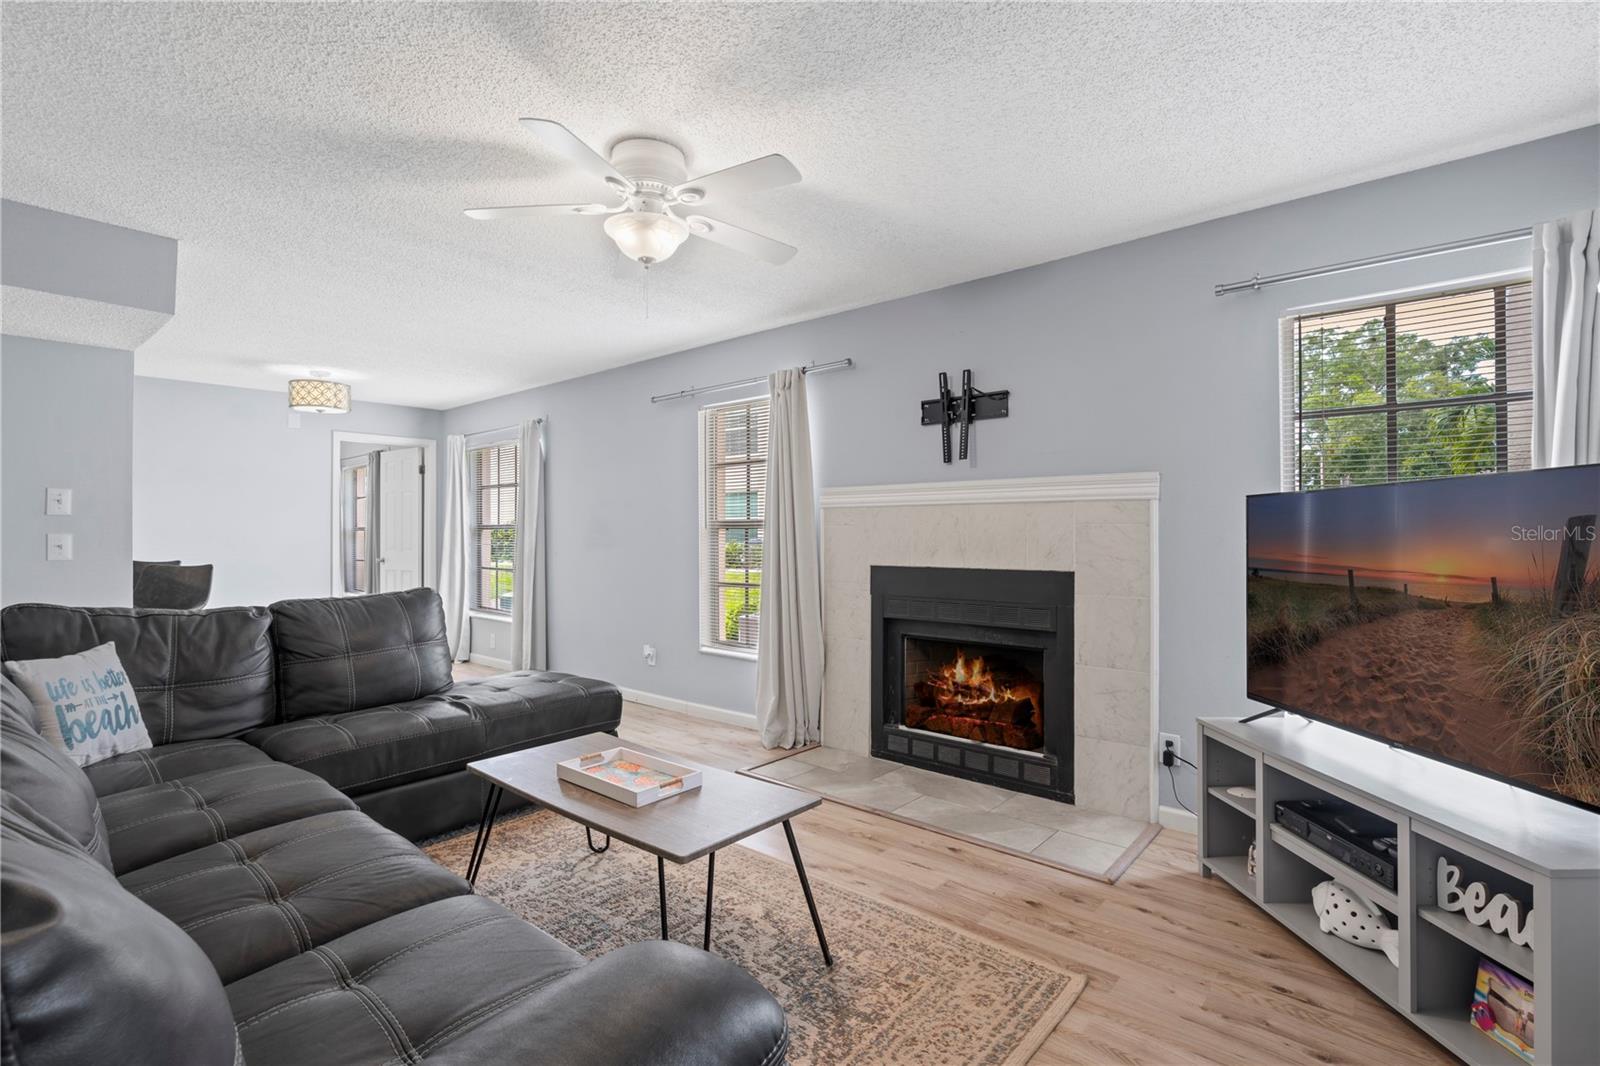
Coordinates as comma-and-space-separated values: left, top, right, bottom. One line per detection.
1198, 714, 1599, 1066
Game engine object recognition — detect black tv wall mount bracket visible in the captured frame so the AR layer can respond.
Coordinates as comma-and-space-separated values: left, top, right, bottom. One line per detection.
921, 369, 1009, 463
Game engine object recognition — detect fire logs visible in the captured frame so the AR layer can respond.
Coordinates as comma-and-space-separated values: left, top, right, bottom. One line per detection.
905, 648, 1044, 750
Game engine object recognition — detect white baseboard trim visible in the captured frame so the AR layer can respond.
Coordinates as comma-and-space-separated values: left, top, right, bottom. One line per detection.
467, 652, 511, 671
1158, 804, 1198, 835
618, 687, 757, 731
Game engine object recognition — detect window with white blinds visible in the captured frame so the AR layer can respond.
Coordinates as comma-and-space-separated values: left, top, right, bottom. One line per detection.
471, 444, 517, 614
700, 397, 768, 654
1281, 280, 1533, 490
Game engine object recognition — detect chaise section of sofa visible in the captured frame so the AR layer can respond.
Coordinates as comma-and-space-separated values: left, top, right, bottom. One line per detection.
227, 898, 791, 1066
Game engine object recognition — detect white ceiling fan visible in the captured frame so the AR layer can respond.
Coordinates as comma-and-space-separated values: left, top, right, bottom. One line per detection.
466, 119, 801, 267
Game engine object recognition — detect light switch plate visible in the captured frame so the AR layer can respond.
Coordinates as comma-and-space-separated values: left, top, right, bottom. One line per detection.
46, 488, 72, 515
46, 533, 73, 561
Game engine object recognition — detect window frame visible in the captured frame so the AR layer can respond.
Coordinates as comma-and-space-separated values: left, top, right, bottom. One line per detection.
1280, 278, 1532, 492
341, 459, 370, 594
469, 441, 518, 617
698, 395, 768, 660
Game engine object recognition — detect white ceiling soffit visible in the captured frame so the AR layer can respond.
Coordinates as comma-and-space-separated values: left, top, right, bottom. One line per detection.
0, 285, 174, 353
2, 3, 1595, 409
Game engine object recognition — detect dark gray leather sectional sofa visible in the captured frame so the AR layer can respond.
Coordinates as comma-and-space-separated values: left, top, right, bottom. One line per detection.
0, 590, 788, 1065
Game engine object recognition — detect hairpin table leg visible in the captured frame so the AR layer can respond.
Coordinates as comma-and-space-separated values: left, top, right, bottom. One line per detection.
465, 785, 503, 886
658, 855, 669, 940
585, 827, 611, 854
703, 852, 716, 951
783, 820, 832, 966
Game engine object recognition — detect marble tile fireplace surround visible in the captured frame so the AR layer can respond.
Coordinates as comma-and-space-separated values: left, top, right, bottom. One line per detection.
821, 474, 1158, 822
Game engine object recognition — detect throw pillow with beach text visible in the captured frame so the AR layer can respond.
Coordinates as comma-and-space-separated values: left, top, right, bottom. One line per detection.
3, 641, 152, 766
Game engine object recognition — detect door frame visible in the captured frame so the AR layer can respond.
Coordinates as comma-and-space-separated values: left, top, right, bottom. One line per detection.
329, 432, 437, 596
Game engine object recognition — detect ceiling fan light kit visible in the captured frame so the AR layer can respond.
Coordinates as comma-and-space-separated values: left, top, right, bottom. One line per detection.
467, 119, 801, 267
604, 210, 689, 265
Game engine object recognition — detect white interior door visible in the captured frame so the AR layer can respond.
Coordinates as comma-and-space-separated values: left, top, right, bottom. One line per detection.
378, 447, 424, 592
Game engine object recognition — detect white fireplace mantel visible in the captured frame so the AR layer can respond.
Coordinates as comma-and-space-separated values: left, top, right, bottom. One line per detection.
819, 471, 1160, 509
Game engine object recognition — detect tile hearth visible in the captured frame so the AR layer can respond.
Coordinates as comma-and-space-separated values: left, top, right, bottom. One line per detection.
746, 746, 1155, 880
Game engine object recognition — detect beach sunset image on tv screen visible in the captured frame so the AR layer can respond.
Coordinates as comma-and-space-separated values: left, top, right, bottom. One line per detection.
1247, 465, 1600, 808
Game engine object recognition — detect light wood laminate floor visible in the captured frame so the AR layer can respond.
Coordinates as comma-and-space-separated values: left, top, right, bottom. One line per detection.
453, 666, 1450, 1065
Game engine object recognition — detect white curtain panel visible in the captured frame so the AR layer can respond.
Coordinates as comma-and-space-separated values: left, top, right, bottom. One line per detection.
1532, 209, 1600, 467
437, 435, 472, 661
755, 368, 824, 749
511, 418, 548, 672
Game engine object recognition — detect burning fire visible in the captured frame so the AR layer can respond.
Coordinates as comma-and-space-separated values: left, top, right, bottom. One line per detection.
936, 650, 1015, 705
907, 644, 1044, 750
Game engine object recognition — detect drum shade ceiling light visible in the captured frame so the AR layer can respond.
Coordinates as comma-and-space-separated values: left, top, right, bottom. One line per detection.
288, 376, 351, 414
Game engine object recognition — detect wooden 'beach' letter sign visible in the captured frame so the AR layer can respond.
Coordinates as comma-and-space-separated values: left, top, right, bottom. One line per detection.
1436, 857, 1533, 949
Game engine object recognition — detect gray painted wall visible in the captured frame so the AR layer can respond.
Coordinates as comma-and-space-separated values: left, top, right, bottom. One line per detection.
1, 199, 177, 313
132, 377, 441, 607
442, 127, 1600, 809
2, 335, 135, 606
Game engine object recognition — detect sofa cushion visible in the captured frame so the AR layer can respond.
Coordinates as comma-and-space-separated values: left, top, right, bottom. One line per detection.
84, 736, 276, 797
227, 895, 583, 1066
118, 809, 471, 983
1, 796, 240, 1066
227, 895, 789, 1066
100, 761, 356, 873
0, 602, 276, 743
445, 670, 623, 750
1, 676, 112, 870
270, 589, 452, 721
243, 695, 485, 794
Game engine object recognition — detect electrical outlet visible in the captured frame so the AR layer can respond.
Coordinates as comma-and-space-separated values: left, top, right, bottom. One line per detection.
487, 631, 497, 651
1159, 732, 1181, 764
643, 644, 657, 667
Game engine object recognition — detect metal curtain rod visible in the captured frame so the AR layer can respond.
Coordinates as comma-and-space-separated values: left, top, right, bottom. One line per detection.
1214, 228, 1532, 297
649, 358, 854, 404
464, 418, 542, 440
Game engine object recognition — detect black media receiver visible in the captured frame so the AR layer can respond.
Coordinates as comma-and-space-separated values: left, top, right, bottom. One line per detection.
1273, 798, 1398, 892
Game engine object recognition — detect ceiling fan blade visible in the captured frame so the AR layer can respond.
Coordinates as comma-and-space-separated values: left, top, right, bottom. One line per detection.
464, 203, 612, 220
675, 154, 800, 204
684, 214, 797, 265
518, 118, 633, 191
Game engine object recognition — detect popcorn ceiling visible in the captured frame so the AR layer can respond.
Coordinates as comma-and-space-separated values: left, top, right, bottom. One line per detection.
2, 2, 1593, 408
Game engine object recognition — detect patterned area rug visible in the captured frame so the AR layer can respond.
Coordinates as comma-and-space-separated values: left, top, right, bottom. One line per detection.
426, 810, 1086, 1065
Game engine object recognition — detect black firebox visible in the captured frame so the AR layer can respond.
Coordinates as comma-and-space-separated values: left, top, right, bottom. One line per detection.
871, 566, 1074, 803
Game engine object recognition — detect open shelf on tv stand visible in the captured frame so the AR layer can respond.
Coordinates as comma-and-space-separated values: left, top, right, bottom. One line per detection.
1197, 713, 1600, 1066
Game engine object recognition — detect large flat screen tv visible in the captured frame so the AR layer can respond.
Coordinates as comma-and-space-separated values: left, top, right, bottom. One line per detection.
1247, 464, 1600, 811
